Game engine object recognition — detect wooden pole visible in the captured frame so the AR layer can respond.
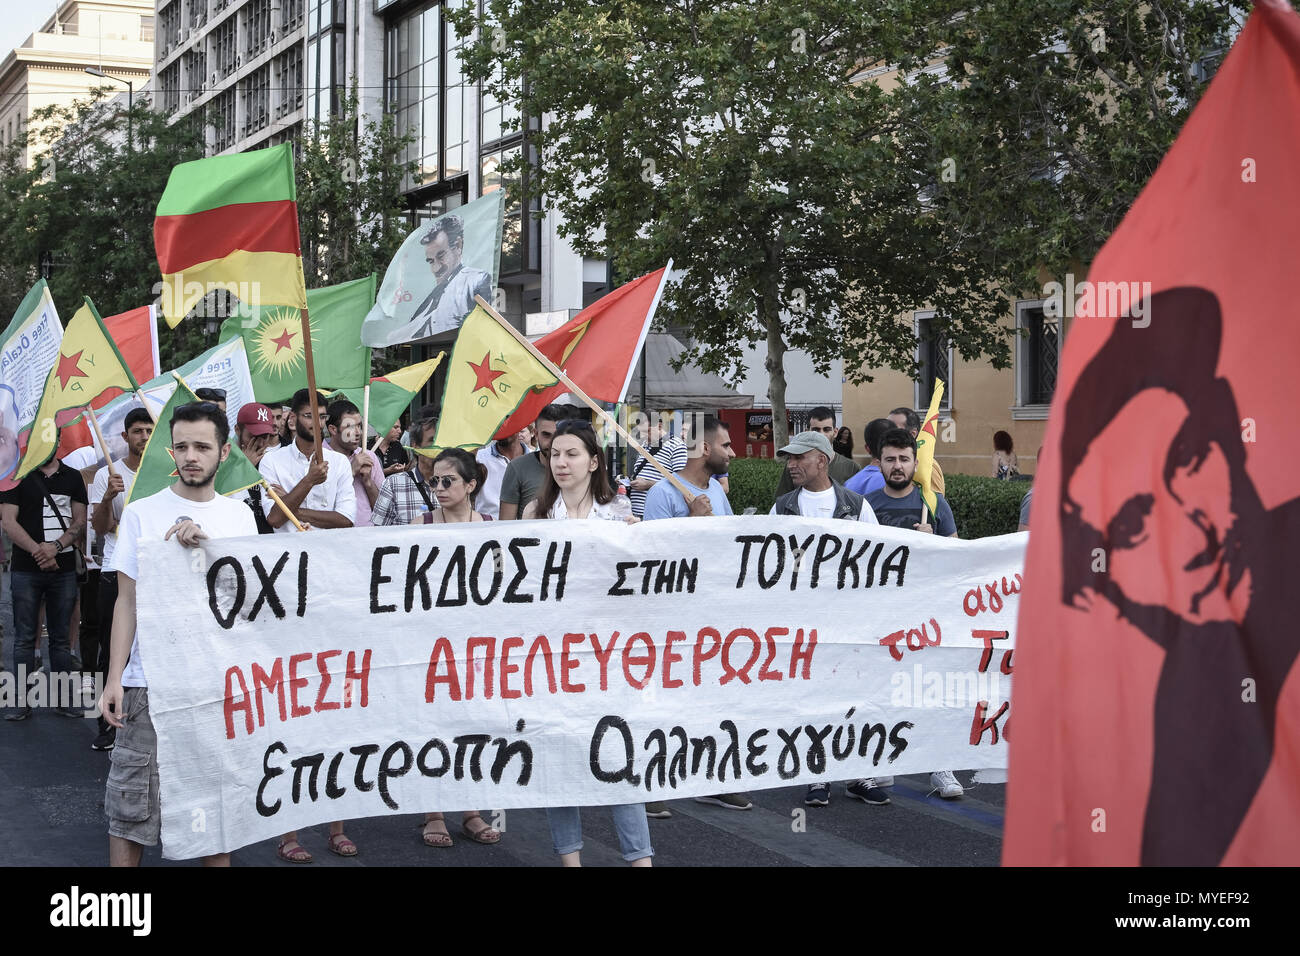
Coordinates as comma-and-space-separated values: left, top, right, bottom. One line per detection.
299, 307, 323, 461
262, 480, 307, 532
361, 383, 371, 451
83, 405, 117, 481
473, 295, 697, 502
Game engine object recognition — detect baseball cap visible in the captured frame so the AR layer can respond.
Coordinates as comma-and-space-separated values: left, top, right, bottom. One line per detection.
777, 430, 833, 459
236, 402, 276, 436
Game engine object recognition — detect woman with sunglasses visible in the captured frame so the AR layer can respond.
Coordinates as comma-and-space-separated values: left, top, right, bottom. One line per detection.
414, 448, 502, 846
522, 420, 653, 865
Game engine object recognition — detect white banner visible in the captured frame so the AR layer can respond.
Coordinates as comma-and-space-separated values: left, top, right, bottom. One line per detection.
137, 517, 1024, 859
0, 284, 63, 479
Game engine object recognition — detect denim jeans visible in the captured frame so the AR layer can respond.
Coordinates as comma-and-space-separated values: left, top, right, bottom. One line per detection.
11, 570, 79, 702
546, 804, 654, 862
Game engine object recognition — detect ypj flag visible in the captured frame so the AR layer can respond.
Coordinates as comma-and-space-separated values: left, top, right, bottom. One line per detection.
913, 379, 944, 518
154, 143, 308, 328
425, 304, 557, 453
219, 274, 376, 402
16, 298, 139, 479
1005, 0, 1300, 867
330, 353, 445, 439
492, 264, 670, 440
127, 376, 263, 504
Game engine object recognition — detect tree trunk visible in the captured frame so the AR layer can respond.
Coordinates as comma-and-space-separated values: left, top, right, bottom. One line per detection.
762, 292, 790, 450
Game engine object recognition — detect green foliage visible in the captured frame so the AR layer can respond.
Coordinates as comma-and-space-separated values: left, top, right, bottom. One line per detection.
724, 457, 785, 514
945, 474, 1031, 540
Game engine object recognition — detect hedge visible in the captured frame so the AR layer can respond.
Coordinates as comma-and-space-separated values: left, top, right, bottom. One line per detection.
725, 458, 1030, 537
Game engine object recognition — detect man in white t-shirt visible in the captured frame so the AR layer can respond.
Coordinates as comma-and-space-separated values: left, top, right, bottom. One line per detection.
87, 407, 154, 752
256, 388, 356, 533
101, 401, 258, 866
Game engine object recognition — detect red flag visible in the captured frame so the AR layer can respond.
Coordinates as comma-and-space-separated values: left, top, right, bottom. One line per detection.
491, 266, 669, 439
55, 305, 161, 458
1005, 0, 1300, 866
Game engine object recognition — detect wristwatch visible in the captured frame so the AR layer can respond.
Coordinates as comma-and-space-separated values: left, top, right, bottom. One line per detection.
54, 540, 65, 553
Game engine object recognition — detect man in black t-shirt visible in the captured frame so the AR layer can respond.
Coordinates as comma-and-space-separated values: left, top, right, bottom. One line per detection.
0, 456, 88, 719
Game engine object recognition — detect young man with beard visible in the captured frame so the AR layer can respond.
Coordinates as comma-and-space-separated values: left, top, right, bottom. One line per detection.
324, 399, 384, 527
86, 408, 155, 750
864, 427, 964, 800
256, 389, 356, 533
100, 402, 258, 865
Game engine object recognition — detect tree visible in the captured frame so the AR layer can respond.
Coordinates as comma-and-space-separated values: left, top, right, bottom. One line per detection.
887, 0, 1243, 311
450, 0, 1011, 447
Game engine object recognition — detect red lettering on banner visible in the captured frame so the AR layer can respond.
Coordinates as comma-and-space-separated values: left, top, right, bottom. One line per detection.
789, 628, 817, 679
465, 637, 496, 699
662, 631, 686, 689
425, 639, 461, 702
970, 699, 1010, 745
561, 633, 586, 693
314, 650, 341, 712
720, 628, 761, 685
288, 653, 313, 717
621, 632, 656, 689
344, 649, 371, 707
693, 627, 722, 686
252, 658, 285, 725
880, 619, 943, 661
224, 666, 253, 739
524, 635, 557, 696
758, 628, 786, 681
499, 636, 524, 699
974, 629, 1010, 673
589, 632, 619, 691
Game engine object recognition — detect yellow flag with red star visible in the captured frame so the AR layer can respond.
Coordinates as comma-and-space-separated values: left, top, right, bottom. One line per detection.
914, 379, 945, 516
15, 298, 140, 479
424, 304, 558, 452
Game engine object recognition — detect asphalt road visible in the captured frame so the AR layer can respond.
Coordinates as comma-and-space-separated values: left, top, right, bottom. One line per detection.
0, 699, 1005, 867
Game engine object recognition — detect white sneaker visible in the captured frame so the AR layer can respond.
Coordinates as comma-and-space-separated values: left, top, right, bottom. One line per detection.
930, 770, 964, 799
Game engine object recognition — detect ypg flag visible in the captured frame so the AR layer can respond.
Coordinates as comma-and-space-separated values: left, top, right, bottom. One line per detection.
426, 304, 557, 452
492, 265, 669, 440
331, 353, 445, 439
219, 274, 375, 401
127, 377, 263, 504
16, 298, 139, 479
913, 379, 944, 517
1006, 0, 1300, 866
154, 143, 308, 328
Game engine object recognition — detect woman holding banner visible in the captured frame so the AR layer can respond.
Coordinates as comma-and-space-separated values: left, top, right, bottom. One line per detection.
415, 448, 502, 846
523, 420, 653, 866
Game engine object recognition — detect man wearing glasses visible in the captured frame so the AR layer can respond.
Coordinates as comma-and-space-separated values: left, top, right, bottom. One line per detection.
774, 406, 859, 499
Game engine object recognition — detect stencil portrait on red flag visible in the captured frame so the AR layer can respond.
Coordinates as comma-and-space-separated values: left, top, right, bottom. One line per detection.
1005, 0, 1300, 866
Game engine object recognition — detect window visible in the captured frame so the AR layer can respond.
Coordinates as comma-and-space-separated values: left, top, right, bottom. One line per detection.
245, 0, 271, 58
160, 62, 181, 114
274, 46, 304, 118
443, 0, 470, 179
158, 1, 181, 57
306, 0, 346, 127
1016, 301, 1059, 410
242, 65, 271, 137
185, 48, 208, 97
189, 0, 208, 30
281, 0, 305, 32
214, 19, 236, 77
210, 88, 236, 152
913, 311, 953, 411
140, 16, 155, 42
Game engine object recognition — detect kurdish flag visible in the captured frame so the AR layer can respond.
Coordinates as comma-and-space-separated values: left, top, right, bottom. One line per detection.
913, 379, 944, 518
15, 298, 139, 479
154, 143, 308, 328
127, 376, 263, 504
219, 274, 376, 401
332, 353, 445, 439
426, 304, 558, 452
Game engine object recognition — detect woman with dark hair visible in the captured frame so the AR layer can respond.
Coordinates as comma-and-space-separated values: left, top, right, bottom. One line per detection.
415, 447, 500, 847
521, 420, 651, 866
833, 426, 854, 460
992, 430, 1019, 480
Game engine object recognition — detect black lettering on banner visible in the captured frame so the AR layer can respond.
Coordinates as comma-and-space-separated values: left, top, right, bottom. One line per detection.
859, 722, 888, 763
540, 541, 570, 601
804, 723, 832, 774
324, 751, 347, 799
718, 719, 741, 782
787, 533, 814, 589
644, 728, 667, 789
417, 738, 451, 777
453, 734, 491, 781
810, 534, 843, 588
609, 561, 637, 596
207, 556, 246, 630
296, 551, 308, 617
504, 538, 538, 603
691, 736, 717, 778
405, 545, 440, 612
370, 546, 399, 614
490, 720, 532, 785
745, 729, 769, 776
351, 743, 380, 792
734, 535, 765, 587
836, 539, 874, 588
290, 752, 323, 802
668, 726, 689, 788
757, 534, 785, 589
249, 552, 290, 621
776, 726, 802, 779
377, 741, 414, 810
589, 715, 641, 785
888, 721, 914, 761
832, 708, 857, 760
879, 545, 909, 586
256, 741, 286, 816
437, 547, 468, 606
469, 541, 504, 604
676, 559, 697, 593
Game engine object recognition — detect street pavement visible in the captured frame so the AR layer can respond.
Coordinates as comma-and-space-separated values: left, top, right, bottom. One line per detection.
0, 699, 1005, 867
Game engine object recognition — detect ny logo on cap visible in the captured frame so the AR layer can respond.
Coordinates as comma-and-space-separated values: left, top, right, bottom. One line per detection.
257, 407, 269, 422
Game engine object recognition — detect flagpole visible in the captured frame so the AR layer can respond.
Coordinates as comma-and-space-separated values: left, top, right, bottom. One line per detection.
299, 307, 323, 460
361, 383, 371, 451
83, 405, 117, 481
473, 294, 697, 503
262, 480, 307, 532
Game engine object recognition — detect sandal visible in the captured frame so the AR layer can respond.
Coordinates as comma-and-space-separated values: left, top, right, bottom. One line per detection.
327, 832, 358, 857
276, 839, 313, 864
421, 816, 453, 848
461, 814, 501, 845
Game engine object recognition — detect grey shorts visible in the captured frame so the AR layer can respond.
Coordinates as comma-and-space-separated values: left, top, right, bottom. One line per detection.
105, 686, 161, 846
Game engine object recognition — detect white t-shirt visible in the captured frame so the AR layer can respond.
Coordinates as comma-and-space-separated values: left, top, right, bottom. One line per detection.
475, 443, 512, 520
89, 460, 137, 568
769, 486, 879, 523
257, 441, 356, 532
107, 486, 258, 687
548, 497, 625, 521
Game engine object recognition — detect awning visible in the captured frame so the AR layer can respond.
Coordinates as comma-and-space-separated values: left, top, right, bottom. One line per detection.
631, 333, 754, 410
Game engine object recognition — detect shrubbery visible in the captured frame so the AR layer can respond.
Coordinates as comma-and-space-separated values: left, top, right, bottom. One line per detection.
723, 458, 1030, 538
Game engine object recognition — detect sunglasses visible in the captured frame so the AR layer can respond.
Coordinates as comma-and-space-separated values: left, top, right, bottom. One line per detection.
430, 475, 462, 489
195, 389, 227, 401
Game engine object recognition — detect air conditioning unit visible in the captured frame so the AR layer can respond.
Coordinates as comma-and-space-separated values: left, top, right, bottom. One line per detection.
210, 72, 218, 85
235, 55, 241, 67
269, 31, 277, 44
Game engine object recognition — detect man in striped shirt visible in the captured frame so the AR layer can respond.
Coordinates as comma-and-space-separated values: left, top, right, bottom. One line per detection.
628, 413, 687, 518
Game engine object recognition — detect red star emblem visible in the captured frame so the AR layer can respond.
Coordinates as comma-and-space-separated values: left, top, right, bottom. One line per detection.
270, 328, 296, 353
56, 350, 88, 389
467, 352, 506, 394
165, 446, 179, 478
921, 417, 938, 438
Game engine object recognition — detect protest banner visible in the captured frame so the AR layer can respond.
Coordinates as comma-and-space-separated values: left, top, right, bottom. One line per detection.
136, 517, 1023, 859
0, 281, 64, 484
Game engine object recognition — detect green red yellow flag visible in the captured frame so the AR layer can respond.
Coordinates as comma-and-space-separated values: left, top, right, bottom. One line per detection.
218, 274, 376, 401
422, 304, 558, 453
154, 143, 308, 328
914, 379, 945, 516
15, 298, 139, 479
331, 353, 445, 439
126, 376, 263, 504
